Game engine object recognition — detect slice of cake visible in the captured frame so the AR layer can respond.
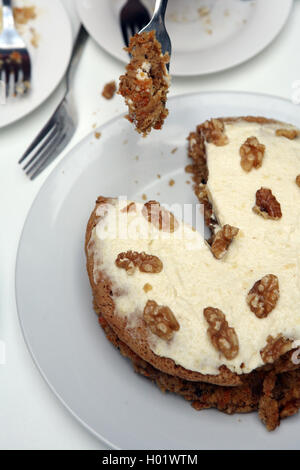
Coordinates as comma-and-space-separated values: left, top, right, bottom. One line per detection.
85, 116, 300, 430
119, 31, 170, 136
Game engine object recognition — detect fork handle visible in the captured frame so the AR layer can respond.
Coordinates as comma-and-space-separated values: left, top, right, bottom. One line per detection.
2, 0, 15, 30
153, 0, 168, 19
65, 26, 88, 94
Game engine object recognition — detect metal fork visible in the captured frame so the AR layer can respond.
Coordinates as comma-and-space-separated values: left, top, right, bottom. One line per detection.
19, 27, 87, 180
140, 0, 171, 68
0, 0, 31, 98
121, 0, 171, 70
120, 0, 151, 47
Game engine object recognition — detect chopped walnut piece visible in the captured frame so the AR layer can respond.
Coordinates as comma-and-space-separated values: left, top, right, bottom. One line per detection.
203, 307, 239, 360
296, 175, 300, 188
276, 128, 299, 140
142, 200, 179, 233
199, 119, 229, 146
115, 251, 163, 275
211, 225, 239, 260
253, 187, 282, 220
260, 335, 292, 364
143, 300, 179, 340
121, 202, 136, 213
240, 136, 265, 172
247, 274, 279, 318
102, 81, 116, 100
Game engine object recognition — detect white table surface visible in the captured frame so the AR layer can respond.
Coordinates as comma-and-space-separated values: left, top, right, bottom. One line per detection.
1, 0, 300, 450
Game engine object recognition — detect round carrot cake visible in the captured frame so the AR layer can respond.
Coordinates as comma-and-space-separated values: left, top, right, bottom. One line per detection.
85, 116, 300, 430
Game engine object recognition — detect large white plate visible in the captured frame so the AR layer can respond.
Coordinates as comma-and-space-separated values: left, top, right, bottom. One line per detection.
16, 92, 300, 450
76, 0, 293, 77
0, 0, 73, 129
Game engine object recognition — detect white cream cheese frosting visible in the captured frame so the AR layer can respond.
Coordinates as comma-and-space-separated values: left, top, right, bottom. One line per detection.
90, 120, 300, 376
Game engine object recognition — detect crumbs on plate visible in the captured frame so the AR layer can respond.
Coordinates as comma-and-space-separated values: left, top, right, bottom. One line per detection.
102, 81, 117, 100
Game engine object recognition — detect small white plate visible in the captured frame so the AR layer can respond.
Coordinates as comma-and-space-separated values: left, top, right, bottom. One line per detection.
76, 0, 293, 77
0, 0, 73, 129
16, 92, 300, 450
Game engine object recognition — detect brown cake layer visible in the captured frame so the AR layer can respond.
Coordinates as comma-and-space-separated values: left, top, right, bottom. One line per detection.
96, 306, 300, 431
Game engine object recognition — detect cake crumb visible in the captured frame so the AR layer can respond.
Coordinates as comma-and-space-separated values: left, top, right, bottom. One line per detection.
102, 81, 117, 100
198, 7, 210, 18
135, 155, 139, 161
13, 6, 36, 25
157, 174, 161, 179
171, 147, 178, 154
29, 27, 39, 48
185, 164, 194, 174
186, 180, 191, 185
143, 283, 153, 293
169, 179, 175, 187
142, 194, 147, 201
94, 132, 101, 139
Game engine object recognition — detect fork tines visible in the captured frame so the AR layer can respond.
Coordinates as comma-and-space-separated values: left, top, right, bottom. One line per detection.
120, 0, 151, 47
19, 100, 75, 180
0, 49, 31, 98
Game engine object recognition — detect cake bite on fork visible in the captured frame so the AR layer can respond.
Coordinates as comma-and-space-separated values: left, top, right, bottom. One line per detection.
119, 0, 171, 136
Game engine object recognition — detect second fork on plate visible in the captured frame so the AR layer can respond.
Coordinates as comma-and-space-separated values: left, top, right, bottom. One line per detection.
0, 0, 31, 99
